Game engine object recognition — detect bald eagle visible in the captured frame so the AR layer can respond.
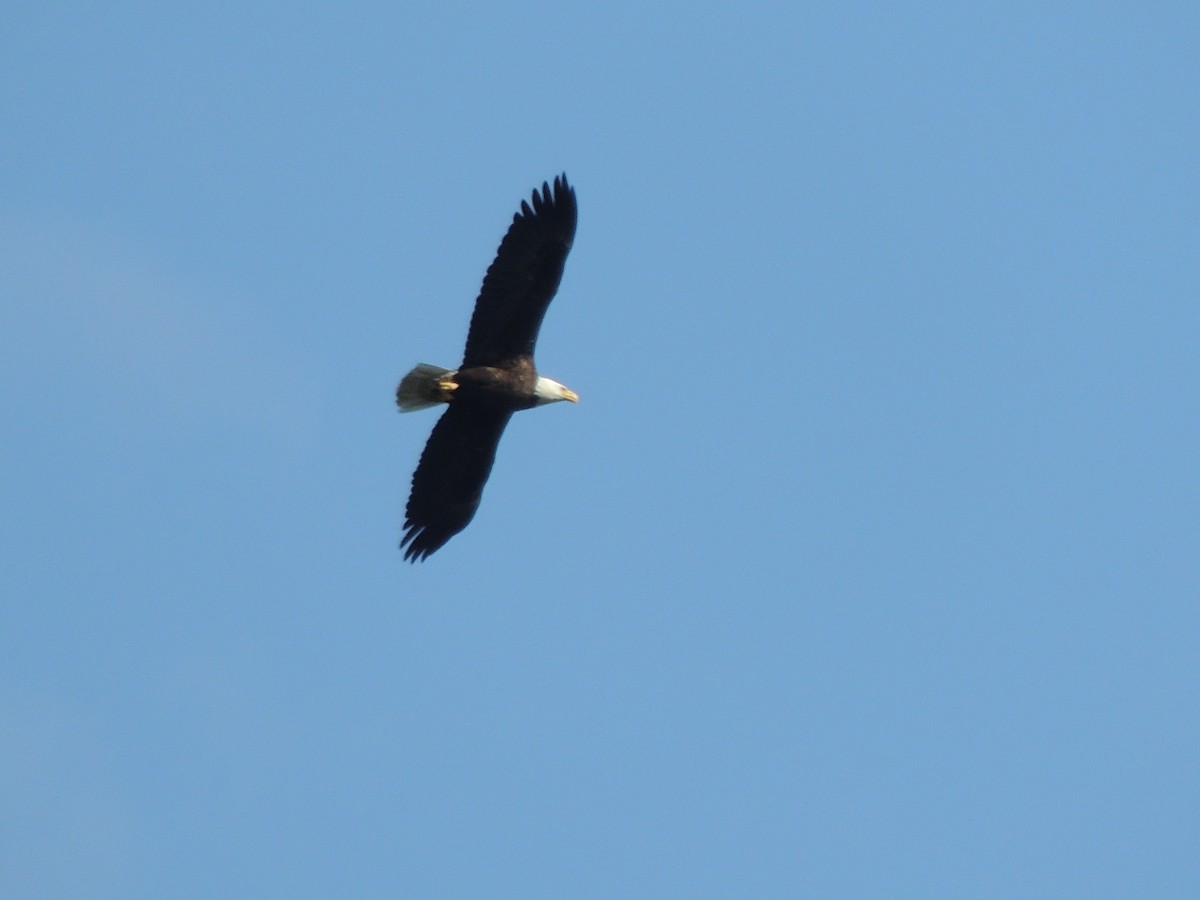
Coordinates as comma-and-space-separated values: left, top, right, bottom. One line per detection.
395, 174, 579, 561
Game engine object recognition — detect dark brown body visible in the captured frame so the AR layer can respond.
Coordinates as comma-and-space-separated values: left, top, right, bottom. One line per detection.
451, 361, 539, 411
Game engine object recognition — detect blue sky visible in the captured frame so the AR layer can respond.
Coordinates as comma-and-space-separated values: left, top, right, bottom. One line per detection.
2, 3, 1197, 896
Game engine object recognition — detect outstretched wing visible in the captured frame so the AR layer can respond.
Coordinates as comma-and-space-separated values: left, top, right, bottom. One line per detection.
401, 400, 513, 561
462, 174, 577, 368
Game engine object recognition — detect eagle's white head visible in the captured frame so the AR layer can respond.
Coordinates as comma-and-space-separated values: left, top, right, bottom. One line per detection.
533, 376, 579, 406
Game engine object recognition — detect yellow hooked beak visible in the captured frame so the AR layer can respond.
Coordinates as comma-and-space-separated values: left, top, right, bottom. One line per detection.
562, 389, 579, 403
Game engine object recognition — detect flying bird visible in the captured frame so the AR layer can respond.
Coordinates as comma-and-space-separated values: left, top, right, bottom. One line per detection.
395, 174, 579, 561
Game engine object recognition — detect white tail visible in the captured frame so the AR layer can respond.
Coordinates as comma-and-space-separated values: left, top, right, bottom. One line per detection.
396, 363, 456, 412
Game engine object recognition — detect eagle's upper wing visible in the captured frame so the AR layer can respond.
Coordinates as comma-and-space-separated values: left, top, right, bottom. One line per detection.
461, 175, 577, 368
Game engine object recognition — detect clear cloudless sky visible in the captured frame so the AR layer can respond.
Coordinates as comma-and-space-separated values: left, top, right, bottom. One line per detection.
2, 3, 1197, 897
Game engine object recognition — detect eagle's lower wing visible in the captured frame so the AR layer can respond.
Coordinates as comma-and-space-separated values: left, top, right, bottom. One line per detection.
401, 401, 513, 561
